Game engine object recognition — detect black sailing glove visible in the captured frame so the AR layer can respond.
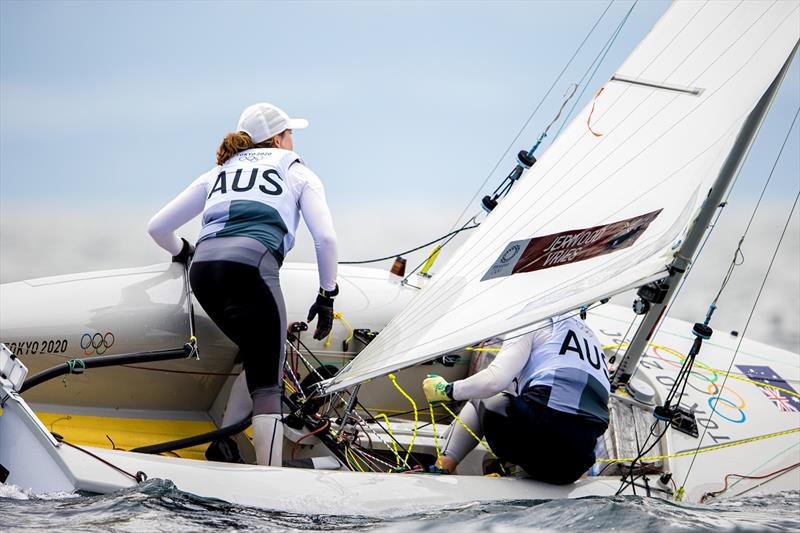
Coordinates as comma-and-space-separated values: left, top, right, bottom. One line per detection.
172, 238, 195, 265
307, 284, 338, 340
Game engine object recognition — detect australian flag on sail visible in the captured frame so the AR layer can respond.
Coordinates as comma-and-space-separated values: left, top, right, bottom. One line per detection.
736, 365, 800, 412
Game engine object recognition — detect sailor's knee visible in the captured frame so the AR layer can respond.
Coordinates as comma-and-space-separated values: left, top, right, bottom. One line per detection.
251, 385, 281, 415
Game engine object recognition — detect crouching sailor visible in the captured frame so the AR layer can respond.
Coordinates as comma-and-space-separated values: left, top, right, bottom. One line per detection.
422, 313, 609, 484
148, 102, 339, 466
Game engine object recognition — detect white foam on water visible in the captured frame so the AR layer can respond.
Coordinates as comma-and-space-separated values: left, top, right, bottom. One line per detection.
0, 483, 30, 500
0, 482, 77, 501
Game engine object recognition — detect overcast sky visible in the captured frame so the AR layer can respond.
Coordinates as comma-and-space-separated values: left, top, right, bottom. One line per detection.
1, 1, 798, 350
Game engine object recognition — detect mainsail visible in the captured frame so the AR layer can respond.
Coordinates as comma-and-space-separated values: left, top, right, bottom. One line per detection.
323, 1, 800, 394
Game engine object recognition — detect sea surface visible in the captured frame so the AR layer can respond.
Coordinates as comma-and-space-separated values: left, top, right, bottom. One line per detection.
1, 481, 797, 532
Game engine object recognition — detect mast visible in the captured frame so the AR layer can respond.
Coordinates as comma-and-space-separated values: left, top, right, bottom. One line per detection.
612, 41, 800, 387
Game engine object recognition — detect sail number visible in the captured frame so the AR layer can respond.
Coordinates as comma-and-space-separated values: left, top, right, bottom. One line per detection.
3, 339, 68, 356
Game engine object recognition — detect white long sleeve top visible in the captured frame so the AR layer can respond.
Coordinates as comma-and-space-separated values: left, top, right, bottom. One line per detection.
147, 157, 338, 291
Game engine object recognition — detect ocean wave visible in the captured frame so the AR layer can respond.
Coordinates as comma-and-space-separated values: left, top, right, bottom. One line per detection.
1, 480, 797, 532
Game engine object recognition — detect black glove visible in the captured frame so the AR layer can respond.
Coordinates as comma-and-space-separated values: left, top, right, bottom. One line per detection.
307, 284, 338, 340
172, 238, 195, 265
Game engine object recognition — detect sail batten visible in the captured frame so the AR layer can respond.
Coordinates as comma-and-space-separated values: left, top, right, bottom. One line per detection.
322, 1, 800, 395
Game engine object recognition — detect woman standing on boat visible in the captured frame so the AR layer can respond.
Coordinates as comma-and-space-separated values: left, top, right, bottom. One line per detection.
423, 313, 609, 483
148, 103, 339, 466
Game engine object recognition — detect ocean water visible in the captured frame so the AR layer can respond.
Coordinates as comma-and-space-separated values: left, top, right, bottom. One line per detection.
1, 480, 798, 532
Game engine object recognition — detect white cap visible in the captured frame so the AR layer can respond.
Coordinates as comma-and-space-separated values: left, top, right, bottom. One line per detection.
236, 103, 309, 143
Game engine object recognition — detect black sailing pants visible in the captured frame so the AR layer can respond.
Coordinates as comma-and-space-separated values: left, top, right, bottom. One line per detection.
189, 256, 286, 416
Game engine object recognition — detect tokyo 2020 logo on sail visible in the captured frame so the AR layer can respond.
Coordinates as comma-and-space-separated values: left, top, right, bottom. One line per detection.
80, 332, 115, 355
500, 244, 521, 263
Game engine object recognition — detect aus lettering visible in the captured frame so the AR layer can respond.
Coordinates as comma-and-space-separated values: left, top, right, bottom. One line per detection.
559, 329, 610, 382
208, 168, 283, 199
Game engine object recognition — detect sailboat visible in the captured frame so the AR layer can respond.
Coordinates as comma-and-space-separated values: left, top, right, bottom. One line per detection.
1, 1, 798, 515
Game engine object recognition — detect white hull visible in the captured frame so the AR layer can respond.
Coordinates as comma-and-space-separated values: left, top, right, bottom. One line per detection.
0, 262, 470, 418
2, 304, 797, 514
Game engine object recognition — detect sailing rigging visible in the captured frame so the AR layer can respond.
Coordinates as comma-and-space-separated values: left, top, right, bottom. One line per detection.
321, 0, 800, 395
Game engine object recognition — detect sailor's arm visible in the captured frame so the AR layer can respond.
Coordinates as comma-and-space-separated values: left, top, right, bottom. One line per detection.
450, 334, 533, 400
423, 333, 534, 403
294, 163, 338, 340
147, 172, 210, 255
294, 163, 338, 291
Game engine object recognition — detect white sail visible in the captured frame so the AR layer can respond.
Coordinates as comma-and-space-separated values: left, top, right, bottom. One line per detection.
323, 1, 800, 394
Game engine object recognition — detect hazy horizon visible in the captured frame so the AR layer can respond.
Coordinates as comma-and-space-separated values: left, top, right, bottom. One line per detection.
1, 200, 797, 353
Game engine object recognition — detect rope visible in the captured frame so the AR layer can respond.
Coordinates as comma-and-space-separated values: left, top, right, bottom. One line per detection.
394, 3, 775, 333
347, 447, 367, 472
603, 342, 800, 399
354, 399, 419, 470
429, 404, 442, 465
338, 223, 479, 265
61, 439, 145, 483
350, 445, 394, 472
699, 107, 800, 329
419, 245, 443, 276
388, 373, 418, 464
586, 87, 606, 137
701, 462, 800, 503
440, 403, 498, 460
343, 447, 358, 472
290, 419, 330, 460
553, 0, 638, 140
324, 312, 354, 349
373, 414, 401, 467
628, 37, 796, 353
375, 4, 784, 347
676, 106, 800, 489
447, 0, 615, 232
402, 217, 479, 283
597, 428, 800, 464
680, 188, 800, 492
61, 359, 86, 387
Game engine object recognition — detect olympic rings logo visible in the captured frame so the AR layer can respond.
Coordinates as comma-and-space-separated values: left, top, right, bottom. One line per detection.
238, 152, 267, 163
80, 332, 115, 356
650, 344, 747, 424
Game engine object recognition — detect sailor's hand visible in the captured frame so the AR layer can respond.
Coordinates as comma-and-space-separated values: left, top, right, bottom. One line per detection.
307, 285, 338, 340
172, 238, 195, 265
423, 374, 452, 404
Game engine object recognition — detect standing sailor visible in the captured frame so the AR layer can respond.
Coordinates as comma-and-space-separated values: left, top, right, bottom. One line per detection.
148, 103, 339, 466
423, 313, 609, 483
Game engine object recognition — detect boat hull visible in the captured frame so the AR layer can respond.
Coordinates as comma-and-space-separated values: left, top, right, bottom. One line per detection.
0, 262, 470, 415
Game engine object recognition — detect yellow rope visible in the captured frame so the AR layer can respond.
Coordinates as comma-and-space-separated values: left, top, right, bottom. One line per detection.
464, 347, 501, 352
420, 245, 442, 276
343, 447, 357, 471
375, 413, 401, 467
350, 447, 370, 472
388, 373, 418, 464
440, 403, 506, 475
429, 404, 442, 464
283, 378, 297, 394
604, 342, 800, 399
345, 447, 365, 472
337, 312, 354, 348
595, 427, 800, 463
440, 403, 497, 458
324, 312, 354, 349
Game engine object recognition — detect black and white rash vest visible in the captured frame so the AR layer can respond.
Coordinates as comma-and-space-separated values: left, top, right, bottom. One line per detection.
518, 315, 610, 425
198, 148, 306, 260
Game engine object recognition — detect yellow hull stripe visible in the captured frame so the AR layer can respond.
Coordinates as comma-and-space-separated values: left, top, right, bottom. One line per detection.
36, 412, 217, 461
